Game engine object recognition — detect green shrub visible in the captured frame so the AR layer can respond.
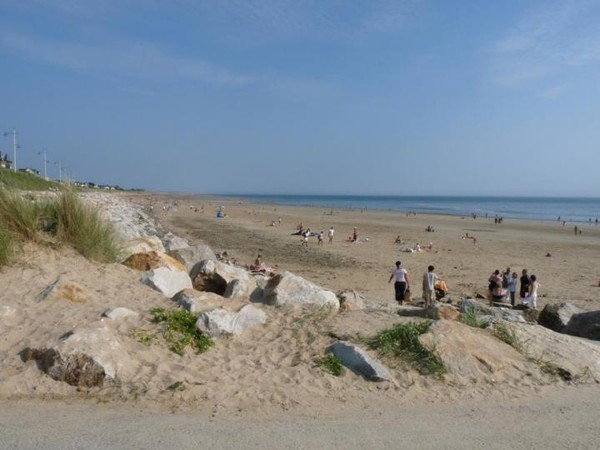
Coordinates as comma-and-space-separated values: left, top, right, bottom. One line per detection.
315, 354, 344, 376
151, 308, 214, 356
55, 190, 119, 263
368, 321, 445, 377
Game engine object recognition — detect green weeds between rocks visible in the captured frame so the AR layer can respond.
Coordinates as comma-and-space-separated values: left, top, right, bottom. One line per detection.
368, 321, 446, 378
151, 308, 213, 356
315, 354, 344, 376
132, 328, 157, 347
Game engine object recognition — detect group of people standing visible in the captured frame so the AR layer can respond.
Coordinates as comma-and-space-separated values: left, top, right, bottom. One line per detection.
488, 267, 540, 309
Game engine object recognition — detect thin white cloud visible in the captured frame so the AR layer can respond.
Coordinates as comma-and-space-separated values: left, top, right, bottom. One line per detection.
0, 31, 252, 86
538, 83, 570, 99
489, 0, 600, 88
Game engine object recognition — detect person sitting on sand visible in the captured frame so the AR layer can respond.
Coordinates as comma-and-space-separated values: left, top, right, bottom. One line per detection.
250, 254, 273, 274
394, 235, 403, 244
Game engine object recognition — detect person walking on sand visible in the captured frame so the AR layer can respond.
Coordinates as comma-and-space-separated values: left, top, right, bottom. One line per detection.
328, 226, 335, 244
388, 261, 409, 305
422, 265, 438, 308
317, 231, 324, 246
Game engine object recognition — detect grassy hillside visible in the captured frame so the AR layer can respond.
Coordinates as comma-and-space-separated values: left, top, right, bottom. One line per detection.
0, 168, 62, 191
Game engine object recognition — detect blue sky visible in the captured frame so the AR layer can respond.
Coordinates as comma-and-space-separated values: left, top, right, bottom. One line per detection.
1, 0, 599, 196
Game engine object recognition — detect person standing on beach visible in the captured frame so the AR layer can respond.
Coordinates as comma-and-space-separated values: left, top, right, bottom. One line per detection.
502, 267, 511, 301
352, 227, 358, 243
522, 275, 540, 309
317, 231, 324, 246
508, 272, 518, 307
388, 261, 409, 305
520, 269, 531, 304
328, 226, 335, 244
422, 265, 438, 308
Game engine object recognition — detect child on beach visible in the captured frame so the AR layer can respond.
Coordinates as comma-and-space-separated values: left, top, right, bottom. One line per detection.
318, 231, 324, 246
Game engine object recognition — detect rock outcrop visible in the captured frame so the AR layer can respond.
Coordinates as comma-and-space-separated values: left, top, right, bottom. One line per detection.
173, 289, 225, 314
196, 305, 267, 337
262, 272, 339, 310
122, 251, 187, 272
564, 311, 600, 341
119, 236, 166, 262
161, 232, 189, 253
191, 260, 255, 297
538, 303, 584, 333
169, 244, 217, 272
141, 266, 193, 298
102, 307, 139, 320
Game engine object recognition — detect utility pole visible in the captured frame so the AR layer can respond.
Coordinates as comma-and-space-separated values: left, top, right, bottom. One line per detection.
3, 129, 17, 172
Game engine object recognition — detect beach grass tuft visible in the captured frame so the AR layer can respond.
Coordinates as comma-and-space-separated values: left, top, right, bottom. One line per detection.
492, 322, 524, 352
368, 321, 445, 377
0, 189, 46, 241
151, 307, 213, 356
461, 311, 490, 329
53, 190, 120, 263
315, 354, 344, 376
0, 224, 14, 267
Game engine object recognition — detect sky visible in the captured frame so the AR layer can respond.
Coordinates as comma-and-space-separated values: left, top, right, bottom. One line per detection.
0, 0, 599, 196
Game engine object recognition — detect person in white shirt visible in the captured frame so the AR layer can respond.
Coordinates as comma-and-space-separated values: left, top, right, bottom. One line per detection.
328, 226, 335, 244
422, 265, 438, 308
388, 261, 410, 304
522, 274, 540, 309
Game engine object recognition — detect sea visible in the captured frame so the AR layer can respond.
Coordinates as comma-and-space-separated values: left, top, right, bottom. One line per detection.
219, 195, 600, 224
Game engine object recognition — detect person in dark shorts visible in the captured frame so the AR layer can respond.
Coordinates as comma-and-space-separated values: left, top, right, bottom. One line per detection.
388, 261, 410, 304
520, 269, 531, 303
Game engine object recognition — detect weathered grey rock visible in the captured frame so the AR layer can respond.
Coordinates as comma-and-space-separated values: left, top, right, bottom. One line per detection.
161, 232, 189, 252
564, 311, 600, 341
223, 278, 257, 300
21, 325, 138, 387
169, 244, 217, 272
141, 266, 193, 298
102, 307, 139, 320
539, 303, 585, 333
173, 289, 225, 314
510, 322, 600, 382
196, 305, 268, 337
330, 341, 391, 381
21, 348, 106, 387
457, 298, 525, 323
337, 290, 366, 311
419, 320, 539, 385
190, 260, 253, 296
262, 271, 339, 310
397, 304, 461, 321
119, 236, 165, 262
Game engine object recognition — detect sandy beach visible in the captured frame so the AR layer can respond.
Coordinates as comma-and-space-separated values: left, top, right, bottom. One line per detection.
153, 193, 600, 311
1, 191, 600, 449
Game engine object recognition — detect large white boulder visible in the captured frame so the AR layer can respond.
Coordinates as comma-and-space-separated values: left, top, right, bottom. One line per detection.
119, 236, 166, 262
196, 305, 267, 338
161, 232, 190, 252
262, 271, 339, 310
173, 289, 225, 314
21, 324, 139, 387
141, 266, 192, 298
169, 244, 217, 272
191, 260, 255, 297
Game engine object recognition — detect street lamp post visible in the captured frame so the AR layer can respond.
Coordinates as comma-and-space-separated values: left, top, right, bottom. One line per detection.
2, 129, 17, 172
37, 149, 48, 180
